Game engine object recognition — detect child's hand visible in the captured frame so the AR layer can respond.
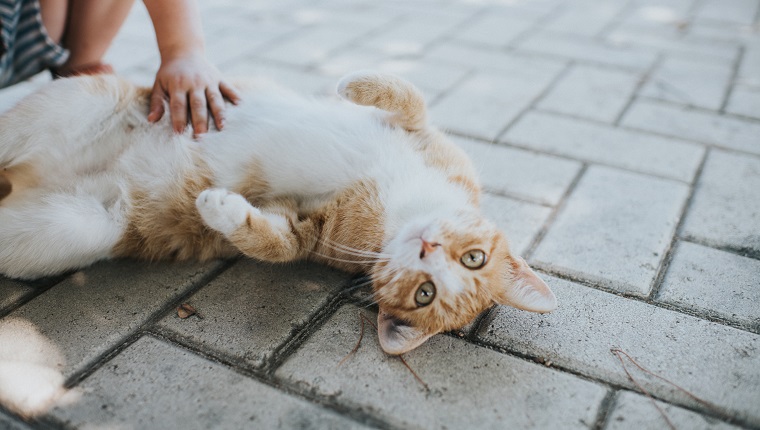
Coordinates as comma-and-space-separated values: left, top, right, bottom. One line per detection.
147, 53, 240, 135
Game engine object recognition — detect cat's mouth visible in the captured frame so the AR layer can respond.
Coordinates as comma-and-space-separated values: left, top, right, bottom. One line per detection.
377, 308, 433, 355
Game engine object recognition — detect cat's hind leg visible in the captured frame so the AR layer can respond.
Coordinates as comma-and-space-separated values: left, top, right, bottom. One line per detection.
196, 189, 317, 263
0, 189, 125, 279
336, 71, 428, 131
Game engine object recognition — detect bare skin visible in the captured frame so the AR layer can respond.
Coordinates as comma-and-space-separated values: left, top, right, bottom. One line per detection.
38, 0, 240, 135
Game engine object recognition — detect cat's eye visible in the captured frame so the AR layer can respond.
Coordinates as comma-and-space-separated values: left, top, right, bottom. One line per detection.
415, 281, 436, 307
461, 249, 487, 269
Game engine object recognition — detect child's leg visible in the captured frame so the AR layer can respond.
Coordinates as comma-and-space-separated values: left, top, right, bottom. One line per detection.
0, 190, 125, 279
55, 0, 136, 74
39, 0, 68, 43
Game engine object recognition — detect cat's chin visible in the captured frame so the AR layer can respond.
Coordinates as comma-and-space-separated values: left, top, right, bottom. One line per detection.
377, 308, 433, 355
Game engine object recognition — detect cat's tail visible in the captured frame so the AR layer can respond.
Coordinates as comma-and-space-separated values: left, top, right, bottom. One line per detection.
336, 71, 427, 132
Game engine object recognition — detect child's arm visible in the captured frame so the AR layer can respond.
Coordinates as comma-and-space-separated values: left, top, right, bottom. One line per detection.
143, 0, 240, 135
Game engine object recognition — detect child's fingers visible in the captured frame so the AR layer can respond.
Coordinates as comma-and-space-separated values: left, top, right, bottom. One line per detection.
189, 90, 209, 135
220, 81, 241, 105
169, 90, 188, 133
206, 87, 226, 131
148, 84, 166, 122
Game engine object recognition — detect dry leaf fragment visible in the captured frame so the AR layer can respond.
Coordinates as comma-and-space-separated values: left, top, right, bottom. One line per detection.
177, 303, 198, 319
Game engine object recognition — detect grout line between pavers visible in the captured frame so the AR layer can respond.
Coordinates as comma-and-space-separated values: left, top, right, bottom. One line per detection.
612, 53, 663, 126
719, 45, 746, 113
635, 94, 760, 125
522, 164, 589, 261
465, 334, 757, 429
61, 259, 236, 389
419, 5, 490, 55
505, 3, 567, 49
265, 286, 350, 373
493, 60, 576, 141
0, 276, 69, 320
147, 326, 395, 430
592, 389, 618, 430
533, 264, 760, 335
678, 236, 760, 261
594, 0, 637, 41
648, 148, 711, 302
496, 134, 696, 185
0, 404, 41, 430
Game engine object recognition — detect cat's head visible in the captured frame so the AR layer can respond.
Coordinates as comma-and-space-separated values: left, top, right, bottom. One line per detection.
370, 209, 556, 355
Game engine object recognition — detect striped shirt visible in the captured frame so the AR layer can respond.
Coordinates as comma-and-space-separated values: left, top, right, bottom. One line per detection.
0, 0, 68, 88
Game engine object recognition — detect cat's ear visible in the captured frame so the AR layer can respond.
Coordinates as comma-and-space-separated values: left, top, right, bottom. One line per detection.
497, 257, 557, 313
377, 308, 433, 355
337, 71, 428, 132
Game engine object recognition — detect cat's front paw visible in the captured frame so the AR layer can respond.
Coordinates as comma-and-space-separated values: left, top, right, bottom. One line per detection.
196, 189, 259, 236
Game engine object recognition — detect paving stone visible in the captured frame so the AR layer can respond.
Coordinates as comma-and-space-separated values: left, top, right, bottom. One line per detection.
430, 69, 559, 140
480, 194, 552, 256
453, 136, 582, 206
504, 111, 705, 182
454, 8, 544, 47
684, 22, 759, 45
424, 41, 567, 76
257, 26, 362, 67
157, 260, 348, 368
694, 0, 760, 26
52, 336, 367, 430
203, 20, 299, 67
725, 84, 760, 120
0, 412, 31, 430
516, 32, 658, 71
531, 166, 689, 296
737, 43, 760, 88
362, 13, 465, 55
319, 48, 470, 102
224, 60, 334, 96
543, 0, 625, 37
535, 64, 641, 123
477, 275, 760, 426
4, 260, 222, 378
276, 305, 608, 430
681, 150, 760, 254
622, 0, 695, 29
606, 391, 741, 430
0, 278, 35, 313
658, 241, 760, 330
622, 99, 760, 155
606, 23, 740, 64
641, 57, 734, 111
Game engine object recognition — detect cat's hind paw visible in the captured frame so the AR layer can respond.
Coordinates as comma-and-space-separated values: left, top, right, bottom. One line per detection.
196, 188, 259, 236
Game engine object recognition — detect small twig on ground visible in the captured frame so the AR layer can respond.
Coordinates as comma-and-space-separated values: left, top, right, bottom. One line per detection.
338, 311, 430, 391
612, 348, 729, 430
338, 314, 366, 367
398, 354, 430, 392
611, 348, 677, 430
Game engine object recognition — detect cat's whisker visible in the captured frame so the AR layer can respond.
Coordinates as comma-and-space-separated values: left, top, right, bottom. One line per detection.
315, 244, 390, 262
318, 238, 391, 259
309, 250, 382, 266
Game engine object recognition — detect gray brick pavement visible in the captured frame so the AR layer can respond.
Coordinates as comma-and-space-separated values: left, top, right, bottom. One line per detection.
1, 0, 758, 428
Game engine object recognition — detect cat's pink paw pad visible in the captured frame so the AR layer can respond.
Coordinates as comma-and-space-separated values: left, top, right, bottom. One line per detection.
196, 188, 258, 236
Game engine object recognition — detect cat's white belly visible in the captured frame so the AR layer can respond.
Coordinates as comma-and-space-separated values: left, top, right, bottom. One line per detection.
197, 92, 424, 200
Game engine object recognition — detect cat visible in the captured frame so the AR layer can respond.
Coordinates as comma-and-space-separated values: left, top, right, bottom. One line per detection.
0, 71, 557, 355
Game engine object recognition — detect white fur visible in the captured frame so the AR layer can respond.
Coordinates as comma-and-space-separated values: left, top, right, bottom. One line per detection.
0, 75, 470, 279
196, 188, 258, 236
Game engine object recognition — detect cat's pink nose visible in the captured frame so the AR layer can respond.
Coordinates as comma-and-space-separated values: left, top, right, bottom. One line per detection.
419, 239, 441, 259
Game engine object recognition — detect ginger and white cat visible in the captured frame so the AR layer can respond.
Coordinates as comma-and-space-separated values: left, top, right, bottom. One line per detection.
0, 72, 556, 354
